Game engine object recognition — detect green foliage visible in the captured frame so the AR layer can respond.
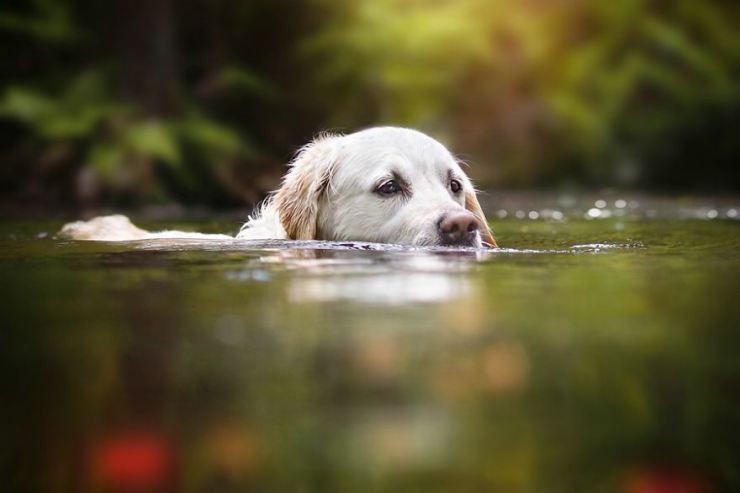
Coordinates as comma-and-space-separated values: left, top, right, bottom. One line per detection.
0, 70, 246, 202
0, 0, 80, 43
124, 121, 181, 166
307, 0, 488, 125
0, 0, 738, 205
0, 72, 127, 140
308, 0, 740, 186
215, 66, 276, 99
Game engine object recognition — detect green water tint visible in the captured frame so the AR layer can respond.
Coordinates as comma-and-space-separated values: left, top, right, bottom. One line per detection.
1, 211, 739, 492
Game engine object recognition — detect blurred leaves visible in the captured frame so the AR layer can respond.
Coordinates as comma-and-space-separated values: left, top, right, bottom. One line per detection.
124, 121, 181, 166
0, 0, 80, 43
214, 67, 276, 99
177, 112, 242, 157
0, 70, 248, 202
0, 0, 738, 205
308, 0, 740, 187
0, 72, 127, 140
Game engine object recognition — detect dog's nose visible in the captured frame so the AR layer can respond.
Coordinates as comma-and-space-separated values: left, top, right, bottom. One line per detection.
438, 211, 480, 245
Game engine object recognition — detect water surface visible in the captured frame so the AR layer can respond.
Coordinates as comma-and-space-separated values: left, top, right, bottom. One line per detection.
1, 196, 739, 493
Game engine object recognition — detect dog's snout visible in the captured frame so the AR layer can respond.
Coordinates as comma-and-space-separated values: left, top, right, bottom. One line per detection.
438, 210, 480, 245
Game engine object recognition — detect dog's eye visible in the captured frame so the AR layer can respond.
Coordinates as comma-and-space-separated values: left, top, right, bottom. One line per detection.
377, 180, 402, 196
450, 179, 462, 194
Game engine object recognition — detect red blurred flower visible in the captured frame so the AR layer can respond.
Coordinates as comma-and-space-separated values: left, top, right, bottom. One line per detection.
92, 430, 174, 492
626, 468, 707, 493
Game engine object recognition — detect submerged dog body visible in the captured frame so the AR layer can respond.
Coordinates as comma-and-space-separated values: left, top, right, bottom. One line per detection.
61, 127, 496, 247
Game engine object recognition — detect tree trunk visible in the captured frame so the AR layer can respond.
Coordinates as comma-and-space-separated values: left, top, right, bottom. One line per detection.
114, 0, 181, 116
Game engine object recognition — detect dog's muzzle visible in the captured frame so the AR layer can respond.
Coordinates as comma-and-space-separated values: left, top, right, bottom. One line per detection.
437, 211, 480, 246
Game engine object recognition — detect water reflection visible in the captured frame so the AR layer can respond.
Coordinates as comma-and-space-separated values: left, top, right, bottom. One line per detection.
130, 241, 490, 304
277, 252, 480, 305
342, 407, 453, 472
288, 271, 478, 305
0, 213, 738, 493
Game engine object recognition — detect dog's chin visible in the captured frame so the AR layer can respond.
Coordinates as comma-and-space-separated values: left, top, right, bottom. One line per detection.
439, 238, 482, 248
411, 231, 482, 248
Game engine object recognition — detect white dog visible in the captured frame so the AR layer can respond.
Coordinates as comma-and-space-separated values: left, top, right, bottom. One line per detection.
61, 127, 497, 247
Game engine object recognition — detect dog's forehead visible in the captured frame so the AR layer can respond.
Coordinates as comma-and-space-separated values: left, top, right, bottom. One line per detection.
339, 127, 458, 174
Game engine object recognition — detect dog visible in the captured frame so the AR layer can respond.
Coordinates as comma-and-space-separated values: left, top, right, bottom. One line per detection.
60, 127, 497, 248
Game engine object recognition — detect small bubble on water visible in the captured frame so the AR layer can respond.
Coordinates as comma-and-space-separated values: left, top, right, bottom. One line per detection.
551, 210, 564, 220
614, 199, 627, 209
36, 232, 48, 239
515, 210, 526, 219
496, 209, 508, 219
587, 208, 602, 218
727, 208, 738, 218
595, 199, 607, 209
706, 209, 718, 219
528, 211, 539, 220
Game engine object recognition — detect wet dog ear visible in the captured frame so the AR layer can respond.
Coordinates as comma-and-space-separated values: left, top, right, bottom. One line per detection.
274, 134, 340, 240
465, 189, 497, 248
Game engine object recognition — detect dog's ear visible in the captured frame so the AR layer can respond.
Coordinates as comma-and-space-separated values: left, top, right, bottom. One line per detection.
465, 189, 497, 248
273, 134, 339, 240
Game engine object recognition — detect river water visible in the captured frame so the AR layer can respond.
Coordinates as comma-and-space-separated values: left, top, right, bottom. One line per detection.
1, 194, 738, 492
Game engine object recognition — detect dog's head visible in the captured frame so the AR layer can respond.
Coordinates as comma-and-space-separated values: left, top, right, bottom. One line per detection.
273, 127, 497, 248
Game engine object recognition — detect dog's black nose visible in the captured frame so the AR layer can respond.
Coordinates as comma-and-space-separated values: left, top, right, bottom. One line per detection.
438, 211, 480, 245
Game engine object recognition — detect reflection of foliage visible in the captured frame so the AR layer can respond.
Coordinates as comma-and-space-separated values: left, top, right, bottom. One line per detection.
2, 218, 739, 491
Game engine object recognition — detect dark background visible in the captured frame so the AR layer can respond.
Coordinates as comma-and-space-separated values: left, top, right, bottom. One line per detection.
1, 0, 738, 210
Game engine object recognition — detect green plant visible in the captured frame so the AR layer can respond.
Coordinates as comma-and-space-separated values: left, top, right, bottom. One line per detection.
0, 70, 248, 203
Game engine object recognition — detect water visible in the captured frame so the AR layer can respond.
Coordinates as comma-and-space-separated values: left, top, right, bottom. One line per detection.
1, 195, 739, 493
